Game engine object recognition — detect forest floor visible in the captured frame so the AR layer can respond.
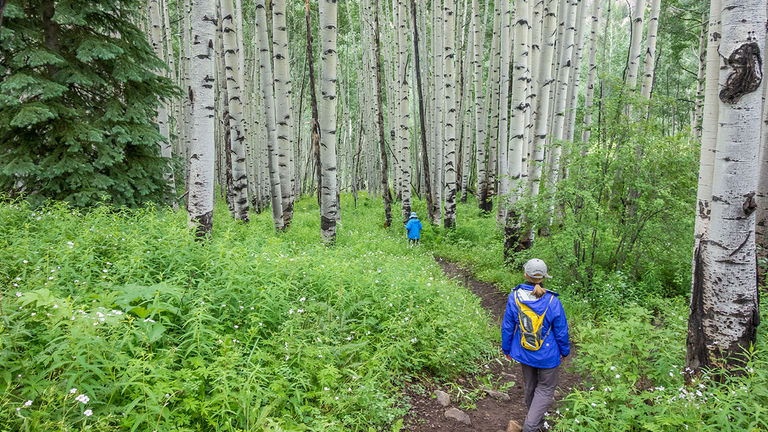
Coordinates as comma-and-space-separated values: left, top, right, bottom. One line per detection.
401, 258, 581, 432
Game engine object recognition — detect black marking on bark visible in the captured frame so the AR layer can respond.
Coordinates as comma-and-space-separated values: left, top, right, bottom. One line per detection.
743, 191, 757, 215
192, 210, 213, 240
686, 242, 709, 374
729, 232, 752, 257
698, 199, 710, 220
719, 41, 763, 104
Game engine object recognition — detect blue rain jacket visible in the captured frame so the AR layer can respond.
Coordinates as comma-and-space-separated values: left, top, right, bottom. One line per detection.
405, 218, 423, 239
502, 284, 570, 369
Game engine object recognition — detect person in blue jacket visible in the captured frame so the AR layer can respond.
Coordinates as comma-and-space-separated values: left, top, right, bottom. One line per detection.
404, 212, 423, 245
502, 258, 570, 432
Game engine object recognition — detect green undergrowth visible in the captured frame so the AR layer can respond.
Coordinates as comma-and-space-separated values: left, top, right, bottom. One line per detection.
0, 194, 494, 431
427, 196, 768, 431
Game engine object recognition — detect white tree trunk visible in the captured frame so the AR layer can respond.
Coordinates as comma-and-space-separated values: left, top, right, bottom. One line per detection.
432, 0, 444, 224
521, 0, 557, 247
563, 0, 588, 152
688, 0, 764, 373
581, 0, 601, 149
397, 0, 412, 221
149, 0, 176, 199
273, 0, 296, 226
187, 0, 217, 236
255, 0, 284, 231
496, 0, 513, 225
473, 0, 489, 211
694, 0, 722, 244
625, 0, 647, 90
485, 4, 502, 212
544, 0, 578, 214
221, 0, 249, 221
319, 0, 339, 243
692, 13, 707, 142
443, 0, 458, 228
508, 0, 531, 207
758, 24, 768, 269
639, 0, 662, 100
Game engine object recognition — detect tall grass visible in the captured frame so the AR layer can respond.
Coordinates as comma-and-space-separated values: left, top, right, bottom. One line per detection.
0, 195, 494, 431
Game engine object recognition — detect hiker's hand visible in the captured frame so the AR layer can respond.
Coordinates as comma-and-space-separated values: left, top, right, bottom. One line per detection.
505, 354, 512, 361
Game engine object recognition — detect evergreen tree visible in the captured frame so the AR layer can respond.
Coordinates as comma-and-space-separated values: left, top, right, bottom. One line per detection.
0, 0, 176, 207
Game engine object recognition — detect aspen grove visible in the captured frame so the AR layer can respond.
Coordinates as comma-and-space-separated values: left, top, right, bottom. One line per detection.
1, 0, 767, 430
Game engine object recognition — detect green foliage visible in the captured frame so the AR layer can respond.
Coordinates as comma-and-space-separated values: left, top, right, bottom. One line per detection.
551, 300, 768, 432
0, 0, 177, 207
515, 102, 698, 302
0, 195, 494, 431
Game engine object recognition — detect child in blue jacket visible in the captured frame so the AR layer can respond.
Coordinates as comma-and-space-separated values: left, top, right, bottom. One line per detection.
404, 212, 423, 245
502, 258, 570, 432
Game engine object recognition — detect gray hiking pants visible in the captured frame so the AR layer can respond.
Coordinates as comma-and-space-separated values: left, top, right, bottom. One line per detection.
521, 363, 559, 432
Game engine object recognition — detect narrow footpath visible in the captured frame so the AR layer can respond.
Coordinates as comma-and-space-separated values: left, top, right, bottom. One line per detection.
401, 258, 581, 432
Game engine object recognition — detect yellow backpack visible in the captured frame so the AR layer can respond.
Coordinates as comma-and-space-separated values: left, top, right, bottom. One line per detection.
514, 291, 554, 351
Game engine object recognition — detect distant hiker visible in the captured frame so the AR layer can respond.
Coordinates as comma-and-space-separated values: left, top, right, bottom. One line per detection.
502, 258, 570, 432
404, 212, 423, 245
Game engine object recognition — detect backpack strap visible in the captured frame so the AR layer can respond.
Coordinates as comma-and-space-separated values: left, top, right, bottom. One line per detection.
540, 294, 555, 342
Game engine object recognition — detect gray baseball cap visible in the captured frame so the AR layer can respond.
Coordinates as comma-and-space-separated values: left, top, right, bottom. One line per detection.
524, 258, 552, 279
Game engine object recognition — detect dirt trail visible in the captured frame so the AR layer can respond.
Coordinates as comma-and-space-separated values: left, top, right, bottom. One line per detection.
401, 258, 580, 431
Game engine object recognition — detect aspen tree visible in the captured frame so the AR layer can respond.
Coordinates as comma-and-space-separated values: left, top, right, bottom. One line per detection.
255, 0, 284, 231
504, 0, 532, 259
758, 27, 768, 271
521, 0, 557, 248
187, 0, 217, 237
625, 0, 647, 90
640, 0, 662, 100
411, 0, 433, 216
544, 0, 578, 221
304, 0, 322, 206
221, 0, 249, 221
563, 0, 588, 147
473, 0, 489, 212
460, 32, 474, 203
693, 0, 721, 247
480, 7, 502, 212
397, 0, 412, 221
318, 0, 339, 243
581, 0, 601, 148
181, 0, 193, 195
273, 0, 296, 226
688, 0, 764, 373
509, 0, 531, 206
148, 0, 176, 199
691, 15, 707, 142
443, 0, 458, 229
496, 0, 513, 225
432, 0, 444, 224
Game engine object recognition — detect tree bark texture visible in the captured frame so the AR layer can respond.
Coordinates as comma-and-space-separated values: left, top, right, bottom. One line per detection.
255, 0, 285, 231
187, 0, 217, 237
443, 0, 458, 229
221, 0, 250, 221
687, 0, 764, 374
273, 0, 296, 226
318, 0, 339, 243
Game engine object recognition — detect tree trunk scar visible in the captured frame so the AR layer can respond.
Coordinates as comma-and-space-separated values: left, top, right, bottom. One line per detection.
743, 191, 757, 215
728, 232, 752, 257
719, 41, 762, 104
